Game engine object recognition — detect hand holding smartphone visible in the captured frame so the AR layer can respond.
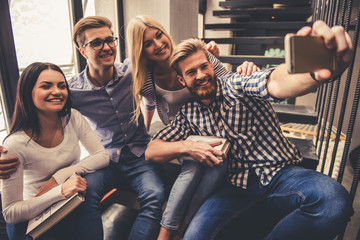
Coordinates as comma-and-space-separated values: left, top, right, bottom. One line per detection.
285, 34, 336, 74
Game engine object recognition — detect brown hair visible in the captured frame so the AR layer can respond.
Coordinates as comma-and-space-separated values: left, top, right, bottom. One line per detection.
170, 38, 209, 76
73, 16, 113, 48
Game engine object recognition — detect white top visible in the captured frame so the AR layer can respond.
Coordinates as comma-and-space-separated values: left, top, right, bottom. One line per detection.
154, 84, 192, 123
1, 109, 109, 224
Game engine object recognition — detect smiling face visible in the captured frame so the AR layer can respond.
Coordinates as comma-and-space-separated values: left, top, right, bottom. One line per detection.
79, 26, 117, 70
32, 69, 68, 115
143, 27, 171, 62
177, 50, 217, 105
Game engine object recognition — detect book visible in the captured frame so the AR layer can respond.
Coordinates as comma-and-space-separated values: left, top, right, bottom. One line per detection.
26, 192, 84, 239
182, 135, 230, 161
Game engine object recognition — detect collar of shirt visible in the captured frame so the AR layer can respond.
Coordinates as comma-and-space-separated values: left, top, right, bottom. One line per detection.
81, 64, 126, 90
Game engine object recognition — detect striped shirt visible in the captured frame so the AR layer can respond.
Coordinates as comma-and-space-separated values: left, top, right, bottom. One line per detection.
141, 52, 229, 124
153, 69, 302, 189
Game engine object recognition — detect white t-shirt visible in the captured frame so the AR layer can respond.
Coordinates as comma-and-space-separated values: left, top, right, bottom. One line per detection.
1, 109, 109, 224
154, 85, 192, 124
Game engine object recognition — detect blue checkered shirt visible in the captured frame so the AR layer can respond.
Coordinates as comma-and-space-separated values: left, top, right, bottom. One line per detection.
153, 69, 302, 189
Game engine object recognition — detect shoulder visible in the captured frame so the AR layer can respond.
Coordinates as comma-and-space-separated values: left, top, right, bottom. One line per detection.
217, 72, 237, 84
3, 132, 28, 147
114, 60, 132, 75
3, 132, 29, 159
70, 108, 82, 118
67, 69, 87, 90
68, 108, 86, 126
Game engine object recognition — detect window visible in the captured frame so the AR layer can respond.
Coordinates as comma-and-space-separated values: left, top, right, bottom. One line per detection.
0, 0, 77, 144
9, 0, 75, 77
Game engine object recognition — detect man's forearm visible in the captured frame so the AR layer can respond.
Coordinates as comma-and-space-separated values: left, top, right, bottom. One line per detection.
267, 64, 320, 99
145, 139, 187, 163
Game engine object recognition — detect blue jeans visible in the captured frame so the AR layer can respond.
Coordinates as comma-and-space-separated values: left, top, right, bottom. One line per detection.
183, 165, 353, 240
161, 159, 227, 230
73, 147, 166, 240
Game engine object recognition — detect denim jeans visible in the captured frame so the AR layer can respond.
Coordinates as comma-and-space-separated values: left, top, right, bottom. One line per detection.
161, 159, 227, 230
68, 147, 166, 240
183, 165, 353, 240
6, 210, 78, 240
6, 147, 165, 240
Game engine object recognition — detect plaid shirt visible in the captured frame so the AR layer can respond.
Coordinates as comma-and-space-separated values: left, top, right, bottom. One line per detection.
153, 69, 302, 189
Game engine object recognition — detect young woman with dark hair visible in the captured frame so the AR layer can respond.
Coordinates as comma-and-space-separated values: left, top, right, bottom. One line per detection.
1, 62, 109, 240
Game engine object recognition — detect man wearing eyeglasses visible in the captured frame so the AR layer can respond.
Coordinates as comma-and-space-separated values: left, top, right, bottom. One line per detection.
67, 16, 166, 240
0, 16, 165, 240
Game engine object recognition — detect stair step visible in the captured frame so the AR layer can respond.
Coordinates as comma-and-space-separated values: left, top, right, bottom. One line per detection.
219, 0, 311, 9
213, 7, 312, 18
287, 137, 318, 170
218, 55, 284, 65
203, 36, 284, 45
205, 21, 310, 31
272, 103, 317, 124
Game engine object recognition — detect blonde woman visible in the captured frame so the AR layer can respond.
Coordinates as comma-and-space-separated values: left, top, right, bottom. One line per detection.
127, 15, 260, 240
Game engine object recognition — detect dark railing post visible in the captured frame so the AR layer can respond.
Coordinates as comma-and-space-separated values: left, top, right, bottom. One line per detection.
117, 0, 126, 62
0, 0, 19, 119
70, 0, 86, 72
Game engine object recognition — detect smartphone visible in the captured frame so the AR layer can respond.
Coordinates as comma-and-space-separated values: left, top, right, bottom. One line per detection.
284, 34, 336, 74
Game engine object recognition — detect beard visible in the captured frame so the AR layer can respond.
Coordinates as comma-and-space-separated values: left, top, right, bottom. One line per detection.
187, 74, 217, 102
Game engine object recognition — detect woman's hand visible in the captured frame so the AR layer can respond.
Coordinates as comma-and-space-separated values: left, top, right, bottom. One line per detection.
61, 175, 87, 198
206, 41, 220, 58
236, 61, 260, 76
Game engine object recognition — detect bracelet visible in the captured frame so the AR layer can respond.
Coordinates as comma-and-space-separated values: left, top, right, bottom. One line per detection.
310, 73, 320, 83
310, 72, 342, 84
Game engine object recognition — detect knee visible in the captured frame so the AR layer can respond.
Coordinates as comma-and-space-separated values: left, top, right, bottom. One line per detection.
140, 185, 166, 210
324, 183, 353, 221
308, 177, 353, 224
82, 172, 109, 205
180, 161, 203, 178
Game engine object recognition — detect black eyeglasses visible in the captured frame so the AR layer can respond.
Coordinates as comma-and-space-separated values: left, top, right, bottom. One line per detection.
82, 37, 118, 50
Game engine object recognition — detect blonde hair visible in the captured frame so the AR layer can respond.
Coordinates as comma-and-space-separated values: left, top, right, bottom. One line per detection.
170, 38, 209, 76
126, 15, 175, 124
73, 16, 113, 48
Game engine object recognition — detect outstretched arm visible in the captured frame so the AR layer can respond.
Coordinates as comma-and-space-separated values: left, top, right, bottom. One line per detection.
267, 20, 353, 99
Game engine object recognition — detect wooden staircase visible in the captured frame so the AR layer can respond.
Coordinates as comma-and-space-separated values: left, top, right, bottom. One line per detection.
204, 0, 313, 67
